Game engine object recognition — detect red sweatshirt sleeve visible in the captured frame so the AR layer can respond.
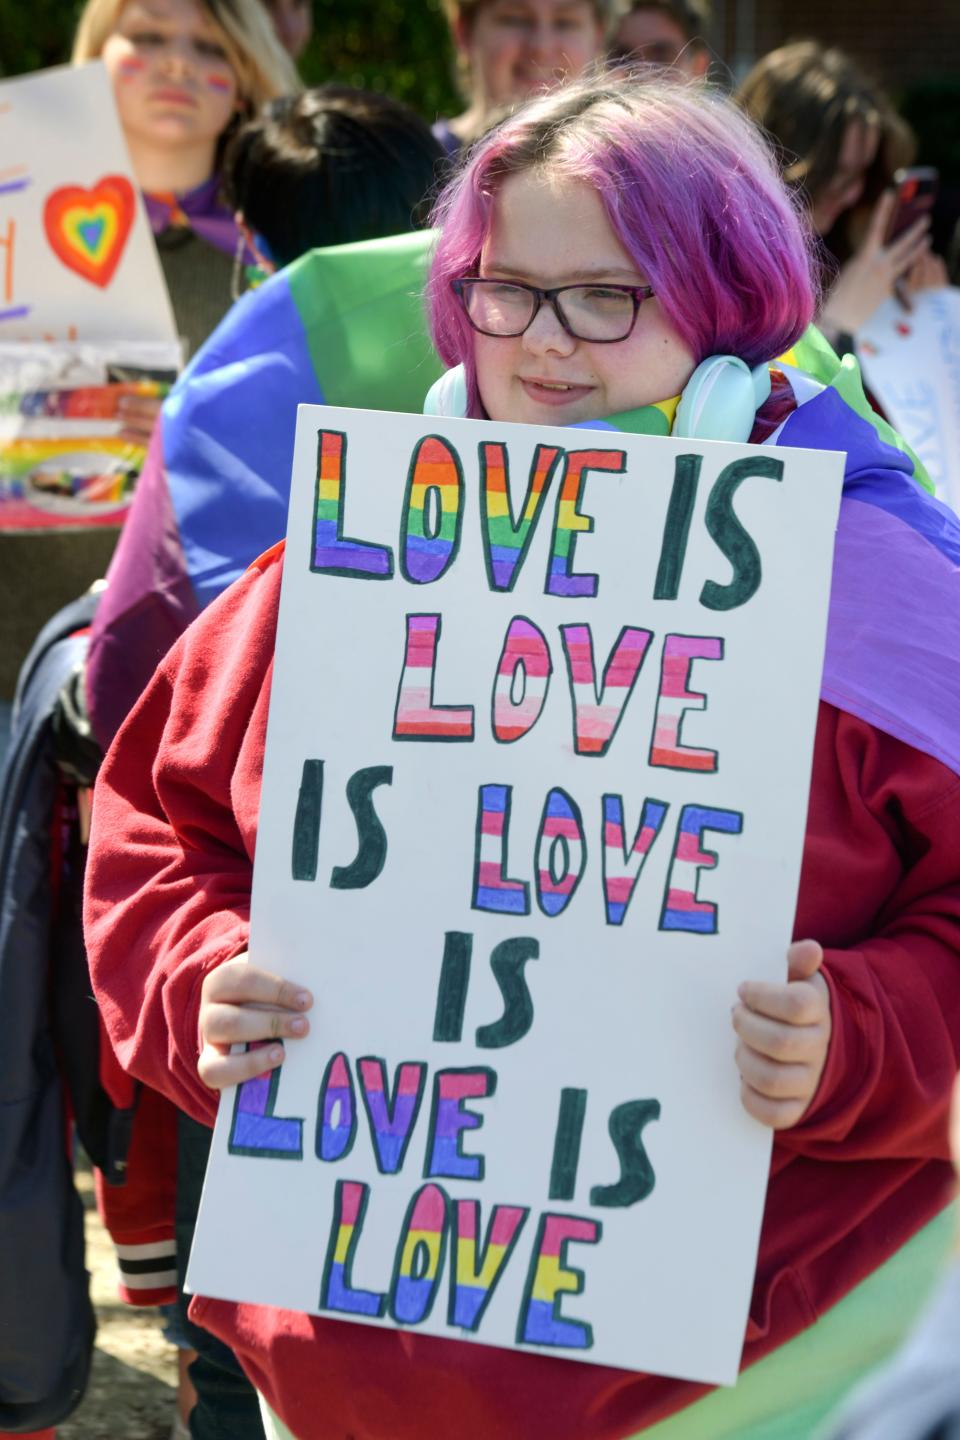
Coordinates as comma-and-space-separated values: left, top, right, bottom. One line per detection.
84, 547, 281, 1126
783, 708, 960, 1163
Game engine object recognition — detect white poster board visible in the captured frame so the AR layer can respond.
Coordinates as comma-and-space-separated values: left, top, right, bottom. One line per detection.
0, 63, 177, 345
857, 287, 960, 511
188, 407, 844, 1386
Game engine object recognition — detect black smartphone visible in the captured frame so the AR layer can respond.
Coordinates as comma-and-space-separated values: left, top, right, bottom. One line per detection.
885, 166, 939, 244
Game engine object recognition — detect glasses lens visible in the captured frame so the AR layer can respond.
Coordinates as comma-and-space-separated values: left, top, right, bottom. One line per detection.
558, 286, 637, 341
462, 281, 535, 336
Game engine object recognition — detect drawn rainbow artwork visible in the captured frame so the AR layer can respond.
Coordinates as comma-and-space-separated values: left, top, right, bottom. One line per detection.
43, 174, 136, 288
650, 636, 722, 770
519, 1214, 600, 1348
450, 1200, 528, 1331
536, 788, 585, 917
481, 442, 561, 591
562, 624, 653, 756
661, 804, 743, 934
402, 436, 463, 583
493, 617, 552, 742
391, 1185, 448, 1324
603, 795, 669, 926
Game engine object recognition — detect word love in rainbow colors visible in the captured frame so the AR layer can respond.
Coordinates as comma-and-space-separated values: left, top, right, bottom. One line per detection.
229, 1050, 661, 1350
312, 428, 784, 612
43, 174, 136, 289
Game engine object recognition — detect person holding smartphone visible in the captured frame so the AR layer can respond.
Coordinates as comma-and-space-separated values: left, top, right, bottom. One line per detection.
737, 41, 948, 352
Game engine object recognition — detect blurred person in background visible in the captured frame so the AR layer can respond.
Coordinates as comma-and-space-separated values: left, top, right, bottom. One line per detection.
79, 87, 443, 1439
261, 0, 313, 61
72, 0, 299, 360
610, 0, 711, 76
432, 0, 614, 154
738, 41, 947, 355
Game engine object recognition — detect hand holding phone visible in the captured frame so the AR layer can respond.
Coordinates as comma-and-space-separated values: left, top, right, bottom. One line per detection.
884, 167, 938, 246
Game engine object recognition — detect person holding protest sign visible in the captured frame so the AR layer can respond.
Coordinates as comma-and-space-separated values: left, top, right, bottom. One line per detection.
73, 0, 298, 361
737, 42, 948, 355
85, 76, 960, 1440
432, 0, 613, 155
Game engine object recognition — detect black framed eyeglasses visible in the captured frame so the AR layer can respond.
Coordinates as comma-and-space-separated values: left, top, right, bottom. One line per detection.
451, 276, 655, 343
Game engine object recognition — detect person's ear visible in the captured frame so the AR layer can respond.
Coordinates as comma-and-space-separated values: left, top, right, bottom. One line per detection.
690, 47, 710, 78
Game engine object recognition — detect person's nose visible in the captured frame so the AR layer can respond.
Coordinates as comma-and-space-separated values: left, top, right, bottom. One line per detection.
523, 22, 562, 63
521, 298, 577, 356
158, 37, 196, 78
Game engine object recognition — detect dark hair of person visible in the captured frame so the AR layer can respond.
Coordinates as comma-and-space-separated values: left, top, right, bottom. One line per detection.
737, 41, 909, 213
223, 86, 445, 268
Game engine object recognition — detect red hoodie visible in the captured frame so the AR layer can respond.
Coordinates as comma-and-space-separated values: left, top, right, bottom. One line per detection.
84, 543, 960, 1440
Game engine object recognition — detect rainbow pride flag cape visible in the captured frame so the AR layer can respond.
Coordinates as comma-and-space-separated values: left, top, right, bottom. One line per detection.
87, 230, 442, 746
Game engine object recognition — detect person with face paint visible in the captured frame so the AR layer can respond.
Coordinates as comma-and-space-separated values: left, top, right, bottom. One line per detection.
85, 77, 960, 1440
73, 0, 298, 360
738, 43, 948, 354
433, 0, 614, 155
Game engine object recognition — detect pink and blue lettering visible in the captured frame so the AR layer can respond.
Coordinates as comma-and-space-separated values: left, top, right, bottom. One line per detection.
660, 804, 744, 934
228, 1049, 303, 1159
315, 1051, 356, 1162
425, 1068, 496, 1181
449, 1200, 529, 1331
517, 1212, 602, 1349
603, 795, 670, 926
536, 788, 586, 918
319, 1180, 385, 1318
389, 1183, 450, 1325
472, 784, 531, 915
357, 1057, 427, 1174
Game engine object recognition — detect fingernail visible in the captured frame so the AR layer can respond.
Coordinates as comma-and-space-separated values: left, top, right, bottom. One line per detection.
290, 1016, 307, 1034
269, 1046, 284, 1064
294, 990, 312, 1009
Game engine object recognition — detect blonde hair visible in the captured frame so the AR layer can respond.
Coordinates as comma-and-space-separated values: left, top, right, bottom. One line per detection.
72, 0, 300, 115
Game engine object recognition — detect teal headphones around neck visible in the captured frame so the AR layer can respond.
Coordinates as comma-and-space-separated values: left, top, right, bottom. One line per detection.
423, 354, 772, 442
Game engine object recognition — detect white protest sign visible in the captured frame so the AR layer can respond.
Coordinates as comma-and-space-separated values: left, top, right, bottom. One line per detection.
857, 287, 960, 511
188, 407, 843, 1385
0, 63, 177, 345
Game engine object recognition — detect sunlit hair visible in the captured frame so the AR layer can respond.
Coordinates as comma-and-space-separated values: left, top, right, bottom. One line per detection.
427, 75, 818, 417
72, 0, 300, 115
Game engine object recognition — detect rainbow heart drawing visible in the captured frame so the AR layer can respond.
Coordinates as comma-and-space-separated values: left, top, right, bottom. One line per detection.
43, 175, 137, 289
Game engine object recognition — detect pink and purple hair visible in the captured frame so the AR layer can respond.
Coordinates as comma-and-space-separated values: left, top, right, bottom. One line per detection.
428, 76, 820, 417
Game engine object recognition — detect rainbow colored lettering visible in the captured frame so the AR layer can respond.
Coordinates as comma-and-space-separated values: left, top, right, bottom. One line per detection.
393, 614, 474, 741
449, 1200, 529, 1331
603, 795, 669, 926
315, 1052, 356, 1162
358, 1058, 426, 1174
390, 1184, 449, 1325
320, 1180, 385, 1318
472, 784, 531, 915
493, 616, 552, 742
400, 435, 463, 584
650, 635, 723, 770
480, 442, 561, 591
661, 804, 744, 933
546, 448, 626, 597
426, 1068, 495, 1180
228, 1053, 302, 1159
517, 1212, 601, 1349
536, 788, 586, 918
562, 624, 653, 756
312, 429, 393, 578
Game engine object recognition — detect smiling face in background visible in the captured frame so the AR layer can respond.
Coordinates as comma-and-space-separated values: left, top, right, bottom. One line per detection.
472, 168, 697, 426
459, 0, 605, 109
101, 0, 240, 158
612, 7, 709, 75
